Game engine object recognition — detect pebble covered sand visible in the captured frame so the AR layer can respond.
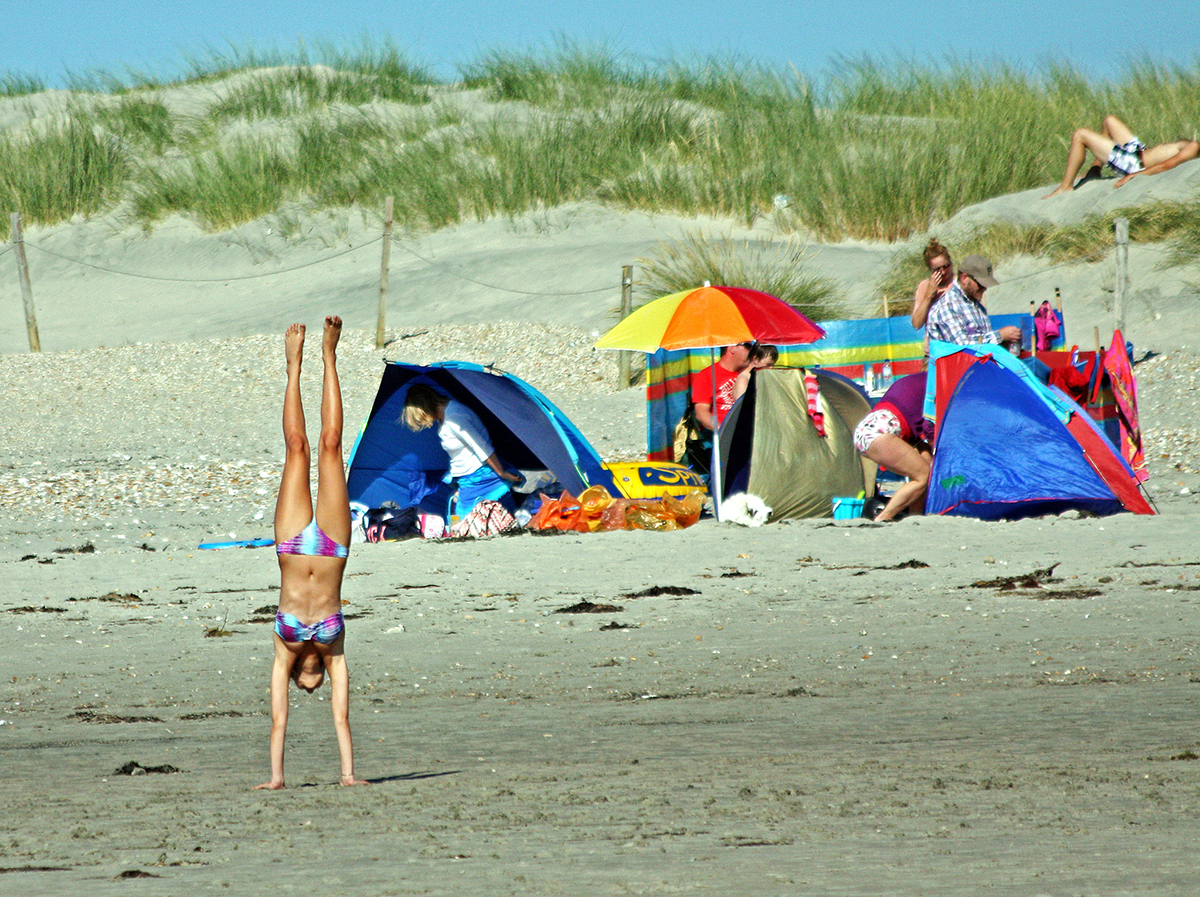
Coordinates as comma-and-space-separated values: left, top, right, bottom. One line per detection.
1, 328, 1196, 540
0, 324, 645, 541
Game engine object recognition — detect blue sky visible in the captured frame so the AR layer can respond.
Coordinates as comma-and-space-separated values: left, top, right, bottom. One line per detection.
7, 0, 1199, 87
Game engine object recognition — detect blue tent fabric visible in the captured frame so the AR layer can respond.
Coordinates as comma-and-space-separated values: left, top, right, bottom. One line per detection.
347, 362, 614, 512
926, 360, 1126, 519
925, 339, 1070, 425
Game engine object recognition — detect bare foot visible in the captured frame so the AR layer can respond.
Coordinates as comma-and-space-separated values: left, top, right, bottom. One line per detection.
285, 323, 305, 370
1042, 185, 1071, 199
340, 774, 369, 787
323, 315, 342, 357
253, 780, 285, 791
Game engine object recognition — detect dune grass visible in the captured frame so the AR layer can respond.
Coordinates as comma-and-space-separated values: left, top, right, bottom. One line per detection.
93, 97, 177, 154
210, 63, 430, 120
4, 46, 1200, 269
0, 72, 45, 97
131, 141, 288, 231
636, 231, 843, 319
131, 113, 392, 229
459, 39, 652, 107
0, 123, 128, 239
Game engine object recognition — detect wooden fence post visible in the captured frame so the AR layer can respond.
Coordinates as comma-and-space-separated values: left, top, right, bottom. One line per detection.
376, 196, 394, 350
10, 213, 41, 353
618, 264, 633, 388
1114, 217, 1129, 334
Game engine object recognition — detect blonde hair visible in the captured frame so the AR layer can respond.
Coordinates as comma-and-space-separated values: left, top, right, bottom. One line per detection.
402, 383, 448, 431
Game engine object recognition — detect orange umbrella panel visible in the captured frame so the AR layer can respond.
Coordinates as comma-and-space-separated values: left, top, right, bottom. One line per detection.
594, 285, 825, 352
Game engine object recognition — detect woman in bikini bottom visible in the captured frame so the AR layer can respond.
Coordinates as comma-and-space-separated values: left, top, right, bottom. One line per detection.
254, 316, 367, 791
273, 609, 345, 644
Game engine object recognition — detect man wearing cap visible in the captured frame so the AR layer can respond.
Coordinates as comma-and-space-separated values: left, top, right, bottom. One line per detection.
925, 255, 1023, 347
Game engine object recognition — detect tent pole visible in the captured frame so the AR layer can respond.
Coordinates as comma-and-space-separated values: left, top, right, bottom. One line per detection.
883, 295, 893, 365
709, 347, 723, 522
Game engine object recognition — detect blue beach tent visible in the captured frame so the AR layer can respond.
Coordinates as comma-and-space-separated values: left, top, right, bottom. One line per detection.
925, 357, 1152, 519
347, 361, 615, 512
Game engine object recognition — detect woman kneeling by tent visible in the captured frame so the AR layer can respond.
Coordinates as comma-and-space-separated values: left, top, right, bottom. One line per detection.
851, 373, 933, 522
402, 384, 523, 518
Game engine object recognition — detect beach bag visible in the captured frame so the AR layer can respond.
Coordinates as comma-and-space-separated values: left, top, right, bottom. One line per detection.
450, 499, 518, 538
418, 511, 447, 539
362, 504, 418, 542
675, 405, 713, 474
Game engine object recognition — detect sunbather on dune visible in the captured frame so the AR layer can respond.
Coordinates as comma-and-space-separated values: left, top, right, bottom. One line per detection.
1044, 115, 1200, 197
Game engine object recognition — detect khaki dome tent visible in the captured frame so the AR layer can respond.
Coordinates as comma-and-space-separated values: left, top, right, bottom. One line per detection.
717, 368, 876, 520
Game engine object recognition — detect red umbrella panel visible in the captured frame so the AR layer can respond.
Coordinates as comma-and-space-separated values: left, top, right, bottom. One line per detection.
594, 286, 825, 352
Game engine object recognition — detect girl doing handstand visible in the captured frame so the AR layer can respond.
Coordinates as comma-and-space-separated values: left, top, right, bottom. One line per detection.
254, 316, 368, 790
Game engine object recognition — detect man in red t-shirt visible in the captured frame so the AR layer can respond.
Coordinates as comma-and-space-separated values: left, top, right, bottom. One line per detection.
692, 343, 753, 431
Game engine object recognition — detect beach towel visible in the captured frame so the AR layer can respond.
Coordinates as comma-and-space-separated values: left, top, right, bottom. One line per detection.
1103, 330, 1148, 483
804, 371, 826, 437
1034, 301, 1061, 351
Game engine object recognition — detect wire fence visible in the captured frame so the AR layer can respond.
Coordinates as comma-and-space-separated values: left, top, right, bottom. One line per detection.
6, 209, 1199, 356
12, 225, 1196, 292
15, 231, 615, 295
22, 236, 384, 284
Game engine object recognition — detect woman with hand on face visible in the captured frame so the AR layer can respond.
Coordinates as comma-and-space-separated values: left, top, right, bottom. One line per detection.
910, 238, 954, 333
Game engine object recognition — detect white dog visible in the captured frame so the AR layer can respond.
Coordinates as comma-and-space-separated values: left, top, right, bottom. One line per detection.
721, 492, 772, 526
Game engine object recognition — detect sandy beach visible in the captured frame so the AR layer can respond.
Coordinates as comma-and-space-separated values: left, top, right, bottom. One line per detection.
4, 480, 1200, 895
4, 100, 1200, 896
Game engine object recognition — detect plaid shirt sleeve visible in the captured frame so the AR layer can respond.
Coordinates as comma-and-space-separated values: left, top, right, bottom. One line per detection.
926, 282, 1000, 344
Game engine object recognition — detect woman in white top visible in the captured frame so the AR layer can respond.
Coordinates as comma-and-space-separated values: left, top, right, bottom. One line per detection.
402, 383, 522, 516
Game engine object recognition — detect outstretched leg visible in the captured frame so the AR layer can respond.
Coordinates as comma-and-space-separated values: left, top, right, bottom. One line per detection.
314, 316, 351, 547
275, 324, 313, 544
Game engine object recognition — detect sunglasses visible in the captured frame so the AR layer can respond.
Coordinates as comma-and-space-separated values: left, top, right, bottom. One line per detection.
931, 263, 951, 273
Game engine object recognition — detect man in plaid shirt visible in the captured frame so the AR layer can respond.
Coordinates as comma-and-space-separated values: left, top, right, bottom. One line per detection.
926, 255, 1023, 348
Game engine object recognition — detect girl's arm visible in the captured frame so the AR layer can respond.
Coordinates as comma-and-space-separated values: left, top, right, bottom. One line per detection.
484, 452, 522, 483
253, 647, 293, 790
326, 654, 369, 786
